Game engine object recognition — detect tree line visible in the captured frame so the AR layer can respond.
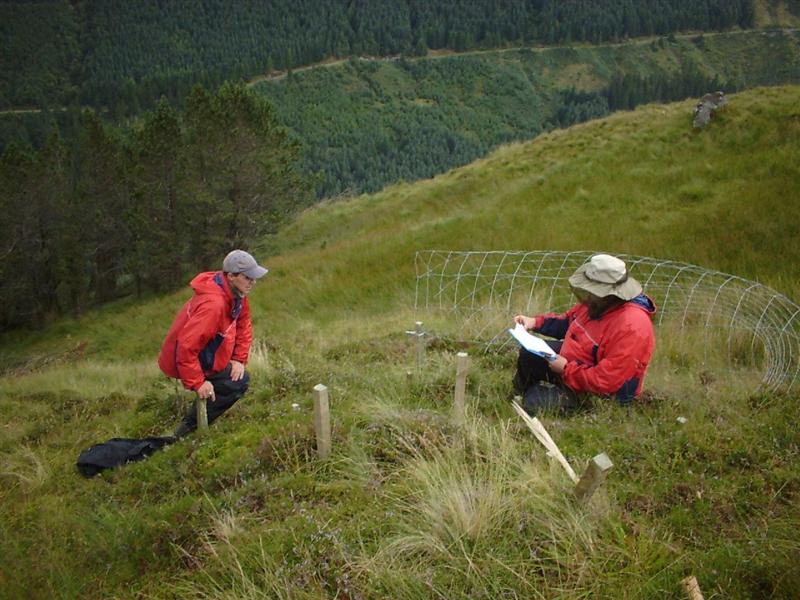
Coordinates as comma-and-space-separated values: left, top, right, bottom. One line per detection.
0, 83, 310, 331
2, 0, 754, 118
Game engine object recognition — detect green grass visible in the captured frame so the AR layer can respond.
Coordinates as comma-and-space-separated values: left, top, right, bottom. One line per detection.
1, 86, 800, 598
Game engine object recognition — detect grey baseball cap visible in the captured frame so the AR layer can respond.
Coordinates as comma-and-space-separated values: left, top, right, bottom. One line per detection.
222, 250, 268, 279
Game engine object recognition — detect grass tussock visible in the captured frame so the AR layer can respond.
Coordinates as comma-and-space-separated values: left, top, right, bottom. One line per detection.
366, 418, 590, 552
0, 446, 49, 491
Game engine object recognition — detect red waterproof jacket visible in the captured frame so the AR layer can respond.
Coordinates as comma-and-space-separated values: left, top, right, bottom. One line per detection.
158, 272, 252, 390
533, 295, 656, 402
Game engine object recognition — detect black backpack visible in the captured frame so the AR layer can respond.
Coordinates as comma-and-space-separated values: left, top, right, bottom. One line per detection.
76, 436, 176, 478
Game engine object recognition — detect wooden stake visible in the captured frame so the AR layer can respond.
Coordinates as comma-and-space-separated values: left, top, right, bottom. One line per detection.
511, 399, 578, 482
453, 352, 469, 421
196, 397, 208, 432
313, 383, 331, 460
174, 380, 184, 415
681, 576, 704, 600
415, 321, 425, 369
574, 453, 614, 502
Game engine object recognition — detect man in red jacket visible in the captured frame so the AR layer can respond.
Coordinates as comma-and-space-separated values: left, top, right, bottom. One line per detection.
512, 254, 656, 415
159, 250, 268, 437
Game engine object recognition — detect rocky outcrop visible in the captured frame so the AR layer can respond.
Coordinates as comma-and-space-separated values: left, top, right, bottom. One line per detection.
693, 91, 728, 128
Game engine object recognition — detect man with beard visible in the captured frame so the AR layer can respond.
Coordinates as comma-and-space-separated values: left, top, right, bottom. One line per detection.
512, 254, 656, 415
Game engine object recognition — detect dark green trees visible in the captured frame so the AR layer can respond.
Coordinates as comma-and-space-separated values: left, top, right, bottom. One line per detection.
183, 83, 307, 268
129, 100, 187, 294
0, 84, 310, 330
1, 0, 756, 120
74, 112, 131, 305
0, 132, 76, 327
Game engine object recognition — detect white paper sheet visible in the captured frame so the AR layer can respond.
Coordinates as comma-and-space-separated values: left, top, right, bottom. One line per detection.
508, 323, 557, 360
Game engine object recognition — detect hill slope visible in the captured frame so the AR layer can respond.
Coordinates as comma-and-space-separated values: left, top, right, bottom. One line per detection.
1, 87, 799, 599
0, 0, 757, 110
258, 84, 800, 318
256, 28, 800, 197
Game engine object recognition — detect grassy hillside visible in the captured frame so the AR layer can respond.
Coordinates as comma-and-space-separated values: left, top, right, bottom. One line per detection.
1, 87, 799, 598
255, 29, 800, 197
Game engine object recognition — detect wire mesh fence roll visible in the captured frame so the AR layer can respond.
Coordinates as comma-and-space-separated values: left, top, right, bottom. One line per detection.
415, 250, 800, 393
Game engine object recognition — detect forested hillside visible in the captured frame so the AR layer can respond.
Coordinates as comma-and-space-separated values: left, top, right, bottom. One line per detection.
0, 83, 310, 331
256, 29, 800, 197
1, 0, 756, 114
4, 29, 797, 199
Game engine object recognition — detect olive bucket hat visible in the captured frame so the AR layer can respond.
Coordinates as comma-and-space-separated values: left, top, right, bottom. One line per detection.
568, 254, 642, 300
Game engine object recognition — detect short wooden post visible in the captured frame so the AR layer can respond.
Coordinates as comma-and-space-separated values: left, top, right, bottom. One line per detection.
681, 575, 704, 600
415, 321, 425, 369
453, 352, 469, 421
196, 397, 208, 432
173, 380, 187, 417
406, 370, 413, 386
313, 383, 331, 460
574, 453, 614, 502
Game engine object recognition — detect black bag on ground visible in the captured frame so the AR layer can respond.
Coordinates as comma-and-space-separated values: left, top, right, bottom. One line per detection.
76, 436, 176, 478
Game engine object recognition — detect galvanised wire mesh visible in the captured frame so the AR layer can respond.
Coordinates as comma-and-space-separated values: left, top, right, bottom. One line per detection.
415, 250, 800, 393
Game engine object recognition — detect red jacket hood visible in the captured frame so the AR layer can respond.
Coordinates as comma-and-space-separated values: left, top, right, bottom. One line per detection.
190, 271, 235, 300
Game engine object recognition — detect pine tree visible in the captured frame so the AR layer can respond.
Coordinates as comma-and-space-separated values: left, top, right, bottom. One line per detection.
74, 111, 131, 304
129, 99, 187, 293
0, 144, 39, 327
183, 82, 309, 269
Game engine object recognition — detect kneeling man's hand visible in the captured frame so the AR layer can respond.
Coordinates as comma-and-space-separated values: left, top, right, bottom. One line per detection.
197, 381, 216, 402
230, 360, 245, 381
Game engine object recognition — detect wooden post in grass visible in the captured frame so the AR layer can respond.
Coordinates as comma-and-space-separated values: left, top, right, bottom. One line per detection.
313, 384, 331, 460
415, 321, 425, 369
196, 397, 208, 432
574, 453, 614, 502
453, 352, 469, 421
681, 576, 704, 600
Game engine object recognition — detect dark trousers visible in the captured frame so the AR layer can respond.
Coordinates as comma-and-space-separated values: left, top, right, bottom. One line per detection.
175, 364, 250, 436
512, 341, 580, 416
